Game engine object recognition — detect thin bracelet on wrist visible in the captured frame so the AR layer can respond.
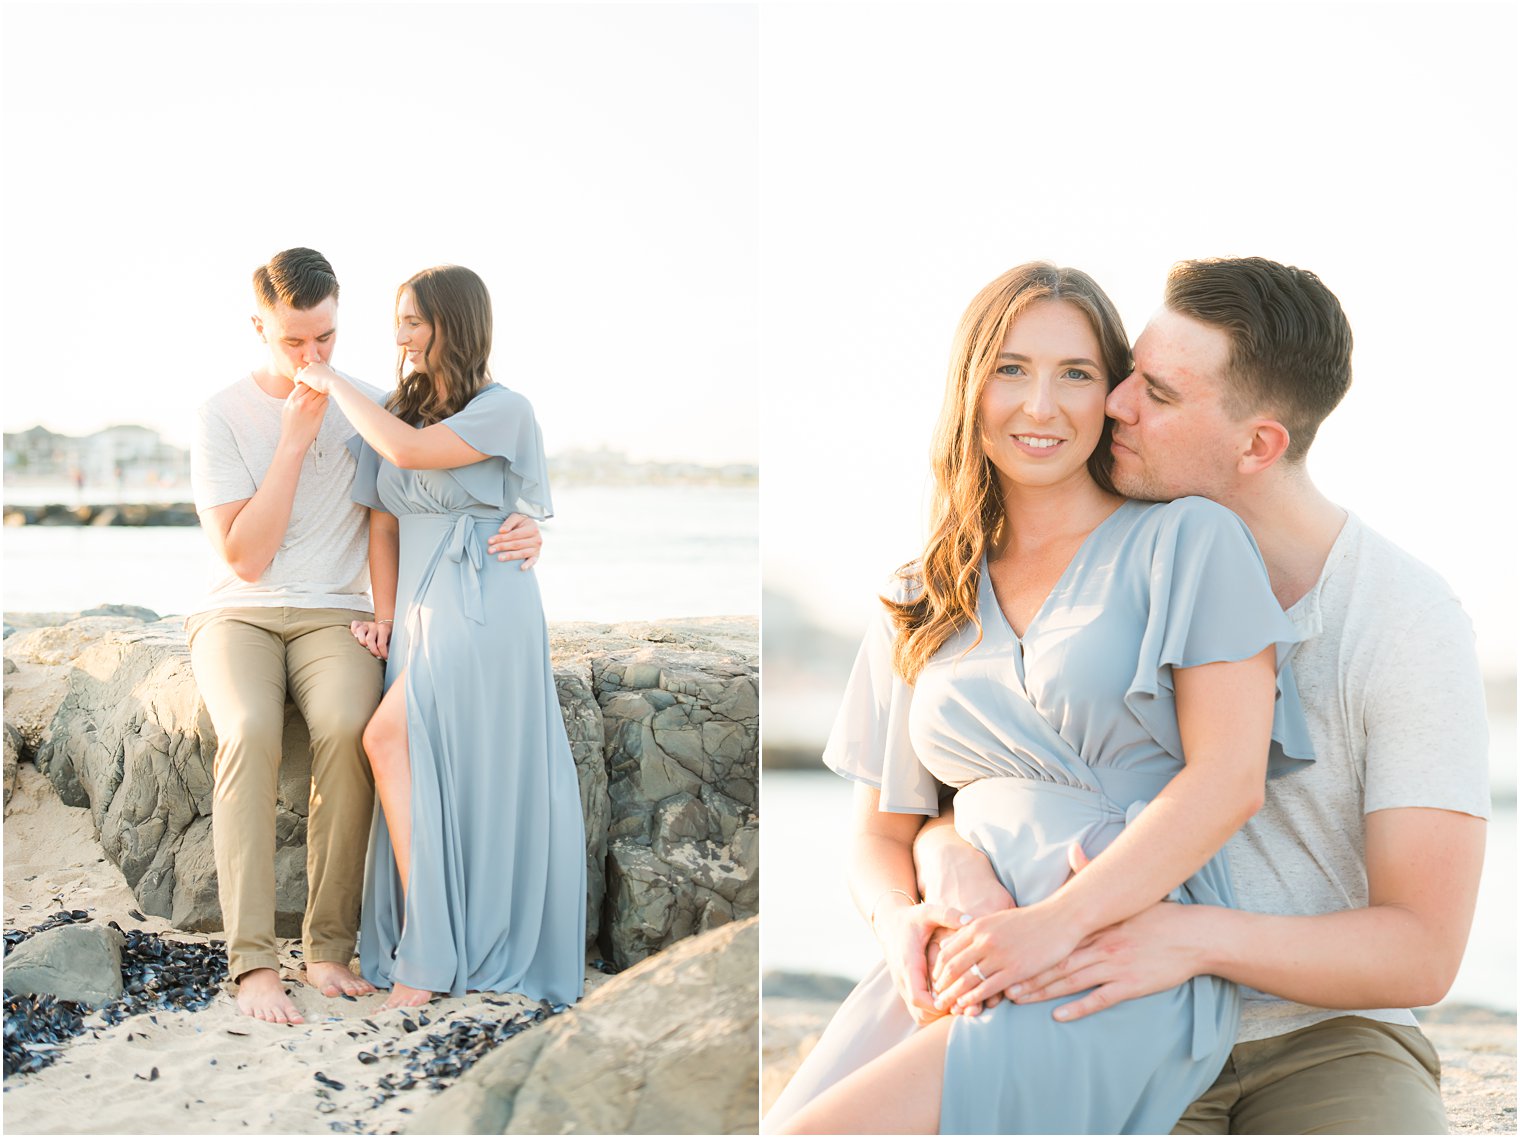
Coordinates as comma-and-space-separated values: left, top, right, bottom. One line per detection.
868, 887, 919, 930
378, 619, 394, 625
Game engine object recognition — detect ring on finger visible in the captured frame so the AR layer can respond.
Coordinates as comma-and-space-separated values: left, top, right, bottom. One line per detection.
971, 962, 988, 982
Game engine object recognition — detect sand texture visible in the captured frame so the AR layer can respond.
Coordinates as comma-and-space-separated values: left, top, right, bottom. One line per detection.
3, 764, 612, 1135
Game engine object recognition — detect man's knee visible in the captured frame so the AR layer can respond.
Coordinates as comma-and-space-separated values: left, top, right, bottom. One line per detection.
306, 701, 373, 754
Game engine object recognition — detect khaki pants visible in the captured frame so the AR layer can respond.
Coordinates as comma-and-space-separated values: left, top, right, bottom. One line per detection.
1175, 1016, 1447, 1134
186, 606, 383, 981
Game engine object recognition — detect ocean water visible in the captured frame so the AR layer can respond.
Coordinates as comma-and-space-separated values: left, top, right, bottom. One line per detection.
761, 769, 1518, 1015
0, 484, 757, 623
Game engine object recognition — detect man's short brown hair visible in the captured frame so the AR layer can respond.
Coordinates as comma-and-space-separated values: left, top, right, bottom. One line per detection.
253, 247, 339, 311
1166, 257, 1352, 462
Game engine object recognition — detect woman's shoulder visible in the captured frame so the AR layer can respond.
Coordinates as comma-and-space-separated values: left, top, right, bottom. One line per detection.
1130, 495, 1250, 540
461, 382, 531, 413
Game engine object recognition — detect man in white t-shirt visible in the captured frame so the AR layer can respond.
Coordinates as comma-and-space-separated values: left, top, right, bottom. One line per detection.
188, 248, 542, 1024
916, 257, 1489, 1132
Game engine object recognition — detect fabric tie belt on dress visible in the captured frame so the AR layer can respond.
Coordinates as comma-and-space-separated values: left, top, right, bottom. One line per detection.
952, 770, 1231, 1062
399, 510, 509, 629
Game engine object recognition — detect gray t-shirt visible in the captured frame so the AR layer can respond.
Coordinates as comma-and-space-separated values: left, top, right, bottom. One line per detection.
189, 372, 389, 614
1230, 511, 1491, 1041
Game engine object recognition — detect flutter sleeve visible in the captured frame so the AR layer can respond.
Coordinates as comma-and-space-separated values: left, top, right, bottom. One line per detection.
822, 579, 942, 815
438, 384, 553, 519
345, 435, 386, 511
1125, 496, 1315, 778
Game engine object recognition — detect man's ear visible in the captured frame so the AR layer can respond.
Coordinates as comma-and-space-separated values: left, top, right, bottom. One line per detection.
251, 313, 266, 342
1239, 418, 1291, 474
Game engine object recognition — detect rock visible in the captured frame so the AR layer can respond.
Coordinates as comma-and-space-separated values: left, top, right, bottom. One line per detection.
3, 616, 148, 758
22, 614, 755, 952
759, 979, 1519, 1134
1, 503, 198, 527
602, 821, 758, 968
78, 604, 161, 621
410, 916, 759, 1135
3, 722, 20, 809
554, 662, 609, 946
2, 923, 126, 1007
576, 625, 758, 968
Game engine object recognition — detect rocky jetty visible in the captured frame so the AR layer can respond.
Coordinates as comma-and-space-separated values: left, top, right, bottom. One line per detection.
412, 916, 759, 1134
2, 502, 200, 527
2, 610, 757, 962
760, 973, 1518, 1134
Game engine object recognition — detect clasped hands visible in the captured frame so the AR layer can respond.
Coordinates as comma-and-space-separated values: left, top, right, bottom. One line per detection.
880, 893, 1086, 1028
882, 840, 1195, 1027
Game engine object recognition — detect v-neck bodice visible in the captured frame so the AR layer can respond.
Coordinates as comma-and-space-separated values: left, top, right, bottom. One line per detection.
824, 495, 1314, 826
981, 500, 1135, 645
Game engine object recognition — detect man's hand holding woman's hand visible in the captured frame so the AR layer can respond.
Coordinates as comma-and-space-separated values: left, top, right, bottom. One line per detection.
926, 840, 1090, 1015
280, 381, 328, 453
294, 361, 338, 394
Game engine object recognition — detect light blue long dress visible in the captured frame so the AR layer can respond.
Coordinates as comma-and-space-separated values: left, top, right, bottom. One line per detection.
347, 383, 586, 1005
763, 497, 1314, 1135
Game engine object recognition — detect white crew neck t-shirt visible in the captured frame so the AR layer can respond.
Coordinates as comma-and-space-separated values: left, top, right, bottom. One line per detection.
189, 372, 389, 615
1229, 510, 1491, 1042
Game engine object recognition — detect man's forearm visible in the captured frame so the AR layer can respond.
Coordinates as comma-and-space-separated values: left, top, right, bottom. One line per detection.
1185, 902, 1467, 1010
1020, 807, 1485, 1022
221, 444, 306, 581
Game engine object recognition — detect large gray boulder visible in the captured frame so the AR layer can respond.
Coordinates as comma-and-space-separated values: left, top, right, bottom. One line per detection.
2, 617, 146, 756
2, 923, 126, 1007
587, 627, 758, 968
410, 915, 759, 1135
6, 613, 757, 961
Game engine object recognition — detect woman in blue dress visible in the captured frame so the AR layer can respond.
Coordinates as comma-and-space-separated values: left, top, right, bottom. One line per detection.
763, 264, 1312, 1134
296, 266, 585, 1011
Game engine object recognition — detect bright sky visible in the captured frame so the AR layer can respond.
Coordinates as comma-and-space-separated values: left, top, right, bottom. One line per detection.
759, 2, 1519, 677
2, 2, 1516, 674
0, 2, 758, 464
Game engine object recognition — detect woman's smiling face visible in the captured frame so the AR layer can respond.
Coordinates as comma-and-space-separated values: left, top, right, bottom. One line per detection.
978, 299, 1111, 493
395, 288, 434, 374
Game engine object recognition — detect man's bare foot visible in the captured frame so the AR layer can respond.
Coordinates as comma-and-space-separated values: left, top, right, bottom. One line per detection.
382, 981, 434, 1009
235, 968, 304, 1024
306, 960, 377, 998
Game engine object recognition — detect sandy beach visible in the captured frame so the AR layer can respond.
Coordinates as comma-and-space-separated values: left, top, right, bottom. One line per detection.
3, 764, 612, 1135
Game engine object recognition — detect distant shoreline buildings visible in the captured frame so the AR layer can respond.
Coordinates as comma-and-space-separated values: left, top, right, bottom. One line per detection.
2, 424, 758, 500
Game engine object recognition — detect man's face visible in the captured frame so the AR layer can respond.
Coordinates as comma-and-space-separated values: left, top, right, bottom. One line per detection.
1105, 308, 1250, 502
252, 296, 338, 381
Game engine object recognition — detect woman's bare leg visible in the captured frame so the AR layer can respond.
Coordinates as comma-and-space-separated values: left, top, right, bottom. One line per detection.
363, 673, 413, 892
361, 672, 432, 1008
771, 1015, 952, 1135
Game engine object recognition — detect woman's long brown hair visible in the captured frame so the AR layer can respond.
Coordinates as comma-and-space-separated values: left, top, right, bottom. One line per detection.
387, 265, 494, 425
885, 263, 1132, 682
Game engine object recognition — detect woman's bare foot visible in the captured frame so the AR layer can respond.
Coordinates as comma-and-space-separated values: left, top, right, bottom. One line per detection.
305, 960, 377, 998
382, 981, 434, 1009
235, 968, 304, 1024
